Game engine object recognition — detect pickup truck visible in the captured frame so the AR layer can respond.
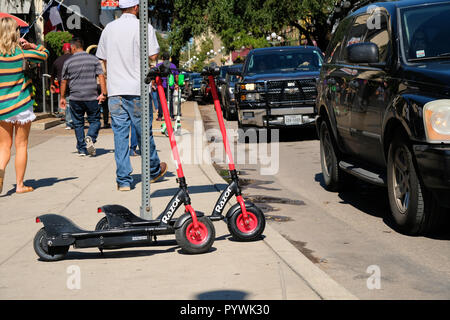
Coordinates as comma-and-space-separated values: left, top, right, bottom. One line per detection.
229, 46, 323, 129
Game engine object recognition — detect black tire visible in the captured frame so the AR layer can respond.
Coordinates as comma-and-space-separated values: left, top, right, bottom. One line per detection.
319, 120, 347, 191
33, 228, 69, 262
227, 206, 266, 241
95, 217, 109, 231
387, 134, 446, 235
175, 215, 215, 254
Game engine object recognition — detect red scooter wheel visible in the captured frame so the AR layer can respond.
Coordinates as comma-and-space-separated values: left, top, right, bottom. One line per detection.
175, 214, 215, 254
227, 206, 265, 241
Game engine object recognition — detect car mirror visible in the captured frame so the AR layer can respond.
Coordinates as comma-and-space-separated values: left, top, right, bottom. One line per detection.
346, 42, 379, 64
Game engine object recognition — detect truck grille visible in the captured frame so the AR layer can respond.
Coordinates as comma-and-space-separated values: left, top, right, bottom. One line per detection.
264, 79, 317, 104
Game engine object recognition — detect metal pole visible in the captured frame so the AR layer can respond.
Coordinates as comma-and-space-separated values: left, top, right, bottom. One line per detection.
139, 0, 152, 219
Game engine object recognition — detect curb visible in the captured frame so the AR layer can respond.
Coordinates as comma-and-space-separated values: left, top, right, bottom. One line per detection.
193, 102, 358, 300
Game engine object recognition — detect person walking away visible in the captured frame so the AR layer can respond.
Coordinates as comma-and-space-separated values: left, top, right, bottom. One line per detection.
60, 38, 107, 157
50, 42, 73, 129
156, 52, 178, 120
0, 17, 49, 194
96, 0, 167, 191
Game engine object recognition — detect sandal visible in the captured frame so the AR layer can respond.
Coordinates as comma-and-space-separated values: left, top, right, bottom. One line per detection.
16, 186, 34, 194
0, 169, 4, 193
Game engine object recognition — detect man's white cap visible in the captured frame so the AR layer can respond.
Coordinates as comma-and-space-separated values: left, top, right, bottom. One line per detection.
119, 0, 139, 9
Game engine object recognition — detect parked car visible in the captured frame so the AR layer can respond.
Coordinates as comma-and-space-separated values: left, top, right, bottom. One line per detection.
218, 64, 243, 120
185, 72, 202, 100
229, 46, 323, 129
316, 0, 450, 235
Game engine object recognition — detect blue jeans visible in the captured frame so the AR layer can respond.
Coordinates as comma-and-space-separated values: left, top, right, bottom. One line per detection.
70, 100, 101, 154
130, 121, 138, 153
108, 95, 161, 187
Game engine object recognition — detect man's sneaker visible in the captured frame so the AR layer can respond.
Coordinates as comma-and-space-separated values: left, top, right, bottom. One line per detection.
65, 126, 72, 130
85, 136, 96, 156
117, 185, 131, 192
150, 162, 167, 183
77, 152, 87, 157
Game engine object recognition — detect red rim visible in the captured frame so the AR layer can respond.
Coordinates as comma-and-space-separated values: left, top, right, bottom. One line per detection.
186, 222, 209, 245
236, 212, 258, 233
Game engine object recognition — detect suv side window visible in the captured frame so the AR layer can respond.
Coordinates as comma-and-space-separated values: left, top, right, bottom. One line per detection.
365, 13, 390, 62
343, 14, 370, 62
325, 17, 353, 64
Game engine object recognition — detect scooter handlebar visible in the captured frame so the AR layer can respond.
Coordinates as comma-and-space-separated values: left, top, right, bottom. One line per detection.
144, 60, 172, 84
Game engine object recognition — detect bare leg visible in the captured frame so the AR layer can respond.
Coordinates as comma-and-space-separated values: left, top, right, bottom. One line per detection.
0, 121, 14, 193
13, 121, 32, 193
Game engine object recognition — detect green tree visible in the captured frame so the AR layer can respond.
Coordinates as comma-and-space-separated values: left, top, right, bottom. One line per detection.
44, 31, 73, 56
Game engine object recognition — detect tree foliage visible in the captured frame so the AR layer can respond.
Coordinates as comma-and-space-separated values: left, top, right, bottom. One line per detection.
158, 0, 334, 63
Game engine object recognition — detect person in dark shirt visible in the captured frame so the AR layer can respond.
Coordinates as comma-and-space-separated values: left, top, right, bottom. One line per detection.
60, 38, 107, 156
50, 43, 73, 129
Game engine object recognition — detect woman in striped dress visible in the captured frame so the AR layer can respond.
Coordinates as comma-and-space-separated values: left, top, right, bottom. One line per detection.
0, 17, 49, 194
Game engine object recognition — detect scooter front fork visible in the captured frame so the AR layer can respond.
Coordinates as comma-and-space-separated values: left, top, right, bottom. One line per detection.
185, 204, 204, 241
236, 195, 250, 226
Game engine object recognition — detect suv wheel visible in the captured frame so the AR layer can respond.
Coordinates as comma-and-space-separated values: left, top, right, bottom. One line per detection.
387, 134, 445, 235
319, 121, 346, 191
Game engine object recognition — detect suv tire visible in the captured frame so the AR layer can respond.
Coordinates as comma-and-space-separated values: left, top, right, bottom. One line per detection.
319, 120, 347, 191
386, 134, 446, 235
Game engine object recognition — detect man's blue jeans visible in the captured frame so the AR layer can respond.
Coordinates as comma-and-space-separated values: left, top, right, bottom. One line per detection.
70, 100, 101, 154
108, 95, 161, 187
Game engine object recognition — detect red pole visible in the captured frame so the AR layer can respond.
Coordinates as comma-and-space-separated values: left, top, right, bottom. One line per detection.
156, 76, 185, 179
208, 75, 236, 171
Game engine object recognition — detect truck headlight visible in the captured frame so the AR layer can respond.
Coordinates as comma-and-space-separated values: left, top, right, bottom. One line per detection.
241, 93, 260, 101
424, 99, 450, 143
241, 83, 256, 91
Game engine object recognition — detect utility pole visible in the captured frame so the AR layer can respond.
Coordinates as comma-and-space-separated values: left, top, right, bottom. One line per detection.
139, 0, 152, 219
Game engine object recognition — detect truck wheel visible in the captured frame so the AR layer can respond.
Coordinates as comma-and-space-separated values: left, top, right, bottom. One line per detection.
387, 135, 445, 235
227, 206, 265, 241
319, 121, 346, 191
33, 228, 69, 262
175, 215, 215, 254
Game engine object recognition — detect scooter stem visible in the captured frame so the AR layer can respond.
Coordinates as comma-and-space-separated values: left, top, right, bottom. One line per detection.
156, 76, 185, 179
208, 75, 236, 171
208, 76, 248, 219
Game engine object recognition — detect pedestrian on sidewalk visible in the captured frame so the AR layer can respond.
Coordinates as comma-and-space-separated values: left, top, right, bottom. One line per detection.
96, 0, 167, 191
156, 53, 179, 121
50, 42, 73, 130
0, 17, 49, 194
60, 37, 107, 157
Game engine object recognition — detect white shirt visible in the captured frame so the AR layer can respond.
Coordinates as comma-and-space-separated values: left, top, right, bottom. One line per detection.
96, 13, 159, 97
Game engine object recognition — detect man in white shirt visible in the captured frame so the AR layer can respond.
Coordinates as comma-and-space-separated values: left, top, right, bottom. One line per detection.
96, 0, 167, 191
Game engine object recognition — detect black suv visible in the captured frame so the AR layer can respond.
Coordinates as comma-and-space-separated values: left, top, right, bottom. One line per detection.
230, 46, 323, 129
316, 0, 450, 235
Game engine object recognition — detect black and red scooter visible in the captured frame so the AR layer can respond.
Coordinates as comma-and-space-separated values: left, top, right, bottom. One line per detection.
33, 62, 215, 261
201, 64, 266, 241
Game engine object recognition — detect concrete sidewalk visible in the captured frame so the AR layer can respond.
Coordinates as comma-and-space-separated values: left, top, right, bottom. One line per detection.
0, 101, 356, 300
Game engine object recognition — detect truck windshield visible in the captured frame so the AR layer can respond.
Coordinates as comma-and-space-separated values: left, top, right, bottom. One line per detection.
401, 2, 450, 61
246, 50, 323, 74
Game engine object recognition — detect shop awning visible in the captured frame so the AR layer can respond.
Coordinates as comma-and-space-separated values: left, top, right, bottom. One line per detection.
101, 0, 119, 10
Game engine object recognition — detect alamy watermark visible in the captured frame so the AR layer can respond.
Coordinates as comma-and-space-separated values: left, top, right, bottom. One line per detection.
169, 120, 280, 175
66, 265, 81, 290
366, 265, 381, 290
